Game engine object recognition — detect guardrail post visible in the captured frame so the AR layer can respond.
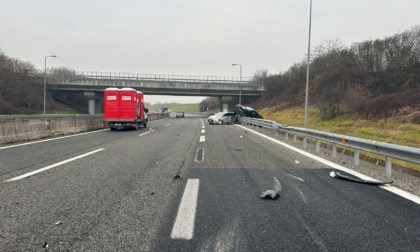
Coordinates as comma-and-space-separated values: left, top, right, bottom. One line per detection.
332, 143, 337, 158
293, 134, 297, 144
385, 157, 392, 177
354, 149, 360, 166
303, 136, 307, 148
316, 139, 320, 153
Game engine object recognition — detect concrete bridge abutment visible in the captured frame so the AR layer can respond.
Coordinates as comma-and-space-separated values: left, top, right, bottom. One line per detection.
84, 92, 103, 114
219, 96, 232, 112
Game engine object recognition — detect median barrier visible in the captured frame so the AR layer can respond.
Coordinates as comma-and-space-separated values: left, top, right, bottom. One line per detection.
0, 113, 169, 145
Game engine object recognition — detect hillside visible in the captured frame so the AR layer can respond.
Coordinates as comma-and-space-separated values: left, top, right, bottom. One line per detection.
259, 106, 420, 149
256, 26, 420, 123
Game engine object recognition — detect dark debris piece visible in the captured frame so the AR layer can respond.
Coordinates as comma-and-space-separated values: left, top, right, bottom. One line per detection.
260, 190, 280, 200
43, 241, 49, 248
173, 175, 181, 180
330, 171, 393, 185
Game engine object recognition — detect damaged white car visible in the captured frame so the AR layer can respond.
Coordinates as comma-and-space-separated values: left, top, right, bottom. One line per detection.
208, 112, 236, 125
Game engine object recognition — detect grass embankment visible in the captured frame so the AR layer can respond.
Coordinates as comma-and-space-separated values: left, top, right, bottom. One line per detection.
259, 106, 420, 171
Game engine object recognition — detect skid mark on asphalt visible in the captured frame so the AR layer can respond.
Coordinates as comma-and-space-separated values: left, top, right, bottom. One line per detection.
273, 177, 282, 192
200, 218, 243, 251
297, 188, 308, 204
288, 174, 305, 183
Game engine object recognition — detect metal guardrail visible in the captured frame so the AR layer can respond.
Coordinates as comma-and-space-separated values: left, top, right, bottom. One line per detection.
240, 117, 420, 177
47, 71, 263, 86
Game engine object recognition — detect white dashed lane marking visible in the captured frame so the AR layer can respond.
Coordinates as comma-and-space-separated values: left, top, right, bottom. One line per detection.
5, 148, 105, 182
171, 179, 200, 240
199, 136, 205, 142
195, 148, 205, 162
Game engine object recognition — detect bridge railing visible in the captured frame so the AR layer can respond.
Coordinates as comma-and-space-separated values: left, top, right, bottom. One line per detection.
51, 71, 263, 86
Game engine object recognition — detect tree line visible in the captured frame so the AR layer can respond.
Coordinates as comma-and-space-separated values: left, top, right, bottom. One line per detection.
260, 26, 420, 119
0, 52, 43, 114
0, 52, 89, 114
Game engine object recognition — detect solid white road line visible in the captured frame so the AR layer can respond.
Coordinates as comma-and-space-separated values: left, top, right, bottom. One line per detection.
0, 129, 108, 150
236, 124, 420, 205
171, 179, 200, 240
5, 148, 105, 182
199, 136, 205, 142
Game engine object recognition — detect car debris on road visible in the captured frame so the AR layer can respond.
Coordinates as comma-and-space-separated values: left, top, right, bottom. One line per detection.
260, 190, 280, 200
330, 171, 393, 185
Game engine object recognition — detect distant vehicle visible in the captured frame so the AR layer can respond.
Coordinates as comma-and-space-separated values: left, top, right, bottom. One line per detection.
208, 112, 236, 125
176, 111, 185, 118
103, 88, 149, 131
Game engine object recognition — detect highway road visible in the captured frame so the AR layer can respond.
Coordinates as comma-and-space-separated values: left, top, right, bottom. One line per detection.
0, 115, 419, 251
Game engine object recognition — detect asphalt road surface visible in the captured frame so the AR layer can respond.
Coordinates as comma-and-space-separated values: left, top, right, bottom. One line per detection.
1, 115, 419, 251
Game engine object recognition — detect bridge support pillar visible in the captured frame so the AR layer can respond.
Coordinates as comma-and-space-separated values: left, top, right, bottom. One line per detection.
219, 96, 232, 112
84, 92, 103, 115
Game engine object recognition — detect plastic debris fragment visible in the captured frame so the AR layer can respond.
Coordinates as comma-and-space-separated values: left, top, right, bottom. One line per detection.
260, 190, 280, 200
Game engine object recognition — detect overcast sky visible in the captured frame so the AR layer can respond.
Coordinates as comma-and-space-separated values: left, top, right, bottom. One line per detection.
1, 0, 419, 104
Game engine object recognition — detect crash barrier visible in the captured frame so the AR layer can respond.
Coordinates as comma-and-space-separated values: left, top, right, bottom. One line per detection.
0, 113, 169, 145
240, 117, 420, 177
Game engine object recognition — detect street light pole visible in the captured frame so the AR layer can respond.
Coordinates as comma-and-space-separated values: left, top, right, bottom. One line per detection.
44, 55, 57, 114
304, 0, 312, 128
232, 64, 242, 104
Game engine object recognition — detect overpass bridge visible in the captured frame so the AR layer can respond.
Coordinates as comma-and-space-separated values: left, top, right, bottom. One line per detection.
46, 71, 265, 114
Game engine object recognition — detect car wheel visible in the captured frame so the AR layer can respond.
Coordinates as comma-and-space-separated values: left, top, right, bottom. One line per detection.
218, 120, 223, 125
